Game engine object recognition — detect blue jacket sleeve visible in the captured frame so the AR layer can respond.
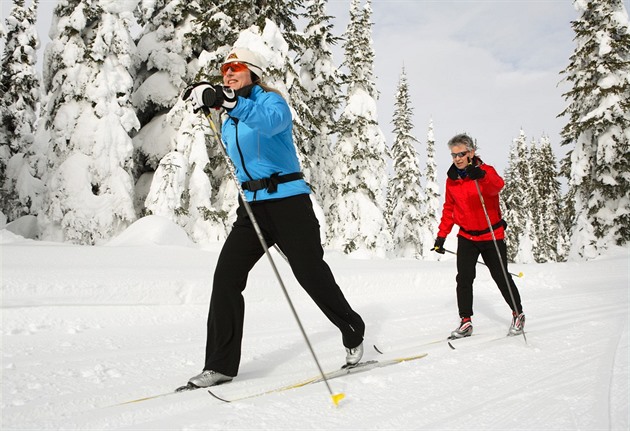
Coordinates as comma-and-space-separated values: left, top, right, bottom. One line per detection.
227, 91, 292, 137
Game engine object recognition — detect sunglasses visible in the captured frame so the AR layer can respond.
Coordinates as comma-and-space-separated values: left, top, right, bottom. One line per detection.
221, 62, 249, 76
450, 151, 469, 159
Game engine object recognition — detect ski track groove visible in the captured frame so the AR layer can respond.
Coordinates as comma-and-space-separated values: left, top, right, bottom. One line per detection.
2, 247, 627, 430
421, 345, 616, 429
7, 301, 624, 423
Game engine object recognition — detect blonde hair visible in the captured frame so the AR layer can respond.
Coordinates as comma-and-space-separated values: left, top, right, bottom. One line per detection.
257, 81, 285, 99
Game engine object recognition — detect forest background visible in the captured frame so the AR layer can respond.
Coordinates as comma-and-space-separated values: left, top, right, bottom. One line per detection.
1, 0, 629, 263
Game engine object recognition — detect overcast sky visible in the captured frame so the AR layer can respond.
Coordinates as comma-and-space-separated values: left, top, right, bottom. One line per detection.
3, 0, 629, 183
327, 0, 629, 182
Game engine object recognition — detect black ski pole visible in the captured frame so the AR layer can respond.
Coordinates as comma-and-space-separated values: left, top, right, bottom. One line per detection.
441, 248, 523, 278
201, 109, 345, 406
473, 178, 527, 344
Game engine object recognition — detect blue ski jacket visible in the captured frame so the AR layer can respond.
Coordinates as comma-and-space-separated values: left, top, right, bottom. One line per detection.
221, 85, 310, 202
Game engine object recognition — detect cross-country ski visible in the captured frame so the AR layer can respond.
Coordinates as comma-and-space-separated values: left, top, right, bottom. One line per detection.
206, 353, 429, 403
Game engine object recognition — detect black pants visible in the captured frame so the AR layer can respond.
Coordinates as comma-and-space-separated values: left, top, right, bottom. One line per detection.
455, 236, 523, 318
204, 194, 365, 376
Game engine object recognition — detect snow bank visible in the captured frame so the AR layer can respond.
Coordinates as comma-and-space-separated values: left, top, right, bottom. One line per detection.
105, 214, 194, 247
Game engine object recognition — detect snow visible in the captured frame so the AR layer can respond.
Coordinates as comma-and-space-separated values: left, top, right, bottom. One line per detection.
2, 217, 628, 430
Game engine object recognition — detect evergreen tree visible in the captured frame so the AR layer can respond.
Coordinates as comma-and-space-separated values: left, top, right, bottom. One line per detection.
386, 68, 425, 258
422, 118, 440, 260
0, 0, 43, 222
186, 0, 247, 240
298, 0, 343, 236
256, 0, 302, 52
131, 0, 232, 243
133, 0, 201, 127
189, 0, 270, 75
280, 48, 317, 199
559, 0, 630, 259
190, 3, 313, 241
530, 135, 562, 262
132, 0, 313, 244
556, 188, 573, 261
328, 0, 389, 254
205, 0, 302, 51
38, 0, 140, 244
501, 129, 534, 263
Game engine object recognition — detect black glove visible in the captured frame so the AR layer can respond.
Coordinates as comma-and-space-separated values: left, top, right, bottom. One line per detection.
182, 83, 237, 111
433, 237, 446, 254
465, 164, 486, 180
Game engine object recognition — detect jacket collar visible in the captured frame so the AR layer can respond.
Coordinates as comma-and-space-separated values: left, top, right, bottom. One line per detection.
447, 156, 483, 180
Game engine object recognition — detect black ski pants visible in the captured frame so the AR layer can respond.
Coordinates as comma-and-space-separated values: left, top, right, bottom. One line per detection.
455, 236, 523, 319
203, 193, 365, 377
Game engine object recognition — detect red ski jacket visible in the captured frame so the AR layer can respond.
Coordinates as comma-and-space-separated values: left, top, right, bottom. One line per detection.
437, 158, 506, 242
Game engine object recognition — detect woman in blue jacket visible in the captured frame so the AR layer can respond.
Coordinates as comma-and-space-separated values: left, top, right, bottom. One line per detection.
183, 48, 365, 388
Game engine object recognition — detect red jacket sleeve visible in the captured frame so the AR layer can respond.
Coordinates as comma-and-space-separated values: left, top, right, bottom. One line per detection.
437, 182, 455, 238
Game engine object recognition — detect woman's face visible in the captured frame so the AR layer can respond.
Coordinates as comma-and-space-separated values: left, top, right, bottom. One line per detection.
450, 143, 475, 170
222, 63, 253, 90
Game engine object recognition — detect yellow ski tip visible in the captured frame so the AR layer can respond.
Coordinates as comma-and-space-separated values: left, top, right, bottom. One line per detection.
517, 272, 524, 278
331, 393, 345, 406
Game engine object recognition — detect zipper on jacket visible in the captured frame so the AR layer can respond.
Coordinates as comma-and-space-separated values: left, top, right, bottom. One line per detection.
231, 117, 257, 201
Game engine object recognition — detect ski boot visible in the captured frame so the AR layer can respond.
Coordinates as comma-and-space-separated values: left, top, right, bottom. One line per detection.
509, 312, 526, 336
450, 317, 473, 339
345, 342, 364, 366
187, 370, 232, 388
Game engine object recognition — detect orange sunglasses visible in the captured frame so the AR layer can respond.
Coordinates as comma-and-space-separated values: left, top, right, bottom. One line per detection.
221, 62, 250, 76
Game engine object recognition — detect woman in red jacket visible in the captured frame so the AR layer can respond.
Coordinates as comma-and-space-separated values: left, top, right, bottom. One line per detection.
433, 133, 525, 339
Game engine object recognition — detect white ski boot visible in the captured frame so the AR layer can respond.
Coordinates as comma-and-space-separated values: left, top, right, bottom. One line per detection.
345, 342, 364, 366
509, 312, 526, 336
450, 317, 473, 339
187, 370, 233, 388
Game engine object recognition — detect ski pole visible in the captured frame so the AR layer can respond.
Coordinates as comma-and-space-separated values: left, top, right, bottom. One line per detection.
473, 178, 527, 344
201, 108, 345, 406
441, 248, 523, 278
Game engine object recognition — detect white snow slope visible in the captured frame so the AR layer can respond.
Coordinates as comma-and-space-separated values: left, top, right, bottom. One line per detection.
1, 216, 628, 430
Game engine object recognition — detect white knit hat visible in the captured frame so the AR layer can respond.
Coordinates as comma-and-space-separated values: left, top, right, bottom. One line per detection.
223, 48, 264, 78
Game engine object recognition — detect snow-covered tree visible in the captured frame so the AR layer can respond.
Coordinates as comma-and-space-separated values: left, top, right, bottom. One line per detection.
501, 129, 535, 263
530, 135, 563, 262
251, 0, 302, 52
0, 0, 44, 222
131, 0, 233, 243
191, 1, 306, 128
422, 119, 440, 260
38, 0, 141, 244
297, 0, 343, 235
559, 0, 630, 259
328, 0, 389, 255
133, 0, 310, 243
279, 55, 317, 197
386, 68, 425, 258
133, 0, 199, 128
